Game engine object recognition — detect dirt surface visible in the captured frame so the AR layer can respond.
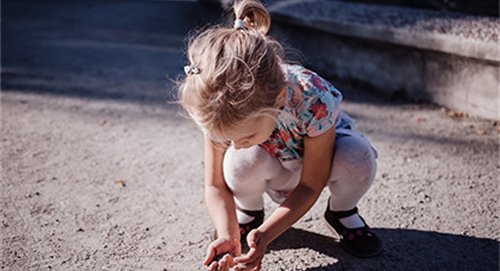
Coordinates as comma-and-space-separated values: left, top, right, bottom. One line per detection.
1, 1, 499, 270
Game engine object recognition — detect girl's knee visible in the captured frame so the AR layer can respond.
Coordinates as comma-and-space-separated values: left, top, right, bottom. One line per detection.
223, 145, 276, 189
330, 136, 377, 187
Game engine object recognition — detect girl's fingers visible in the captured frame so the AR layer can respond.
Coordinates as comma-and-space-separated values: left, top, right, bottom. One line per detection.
241, 255, 262, 270
234, 251, 251, 264
203, 252, 214, 266
203, 244, 217, 266
217, 255, 229, 271
235, 245, 259, 264
250, 262, 261, 271
246, 230, 261, 247
234, 258, 261, 271
234, 247, 263, 270
207, 261, 218, 271
207, 253, 233, 271
223, 254, 234, 270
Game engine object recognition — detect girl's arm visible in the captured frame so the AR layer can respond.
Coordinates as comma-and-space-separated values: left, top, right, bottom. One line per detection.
203, 135, 240, 243
262, 126, 336, 241
235, 127, 336, 268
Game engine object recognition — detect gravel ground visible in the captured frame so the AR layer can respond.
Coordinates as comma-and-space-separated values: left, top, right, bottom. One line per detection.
2, 1, 499, 271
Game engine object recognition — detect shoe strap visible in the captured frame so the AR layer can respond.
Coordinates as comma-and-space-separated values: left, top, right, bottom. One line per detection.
331, 207, 358, 218
236, 206, 264, 218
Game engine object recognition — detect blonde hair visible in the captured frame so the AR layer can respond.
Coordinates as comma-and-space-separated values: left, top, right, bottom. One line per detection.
177, 0, 289, 139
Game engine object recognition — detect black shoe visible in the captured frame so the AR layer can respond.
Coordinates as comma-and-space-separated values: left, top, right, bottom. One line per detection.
238, 209, 264, 244
324, 204, 382, 257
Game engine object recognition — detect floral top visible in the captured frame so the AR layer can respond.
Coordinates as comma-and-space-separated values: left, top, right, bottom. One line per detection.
259, 64, 346, 161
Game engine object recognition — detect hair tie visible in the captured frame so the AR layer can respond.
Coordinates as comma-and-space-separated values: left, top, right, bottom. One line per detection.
234, 19, 246, 29
184, 64, 200, 75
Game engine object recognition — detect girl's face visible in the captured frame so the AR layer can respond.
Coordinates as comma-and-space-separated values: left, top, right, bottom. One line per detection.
223, 116, 277, 150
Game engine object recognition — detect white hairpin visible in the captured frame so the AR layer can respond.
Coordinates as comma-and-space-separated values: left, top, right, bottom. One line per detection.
184, 65, 200, 75
234, 19, 246, 29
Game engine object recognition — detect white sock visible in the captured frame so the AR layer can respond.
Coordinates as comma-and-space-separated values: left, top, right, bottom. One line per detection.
236, 209, 255, 224
339, 214, 365, 229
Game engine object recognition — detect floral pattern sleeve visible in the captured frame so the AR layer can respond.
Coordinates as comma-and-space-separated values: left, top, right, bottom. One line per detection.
293, 68, 342, 137
260, 65, 343, 161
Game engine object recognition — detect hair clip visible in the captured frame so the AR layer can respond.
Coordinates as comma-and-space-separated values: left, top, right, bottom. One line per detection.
234, 19, 246, 29
184, 64, 200, 75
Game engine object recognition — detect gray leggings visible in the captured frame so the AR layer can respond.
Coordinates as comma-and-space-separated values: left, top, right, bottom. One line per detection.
223, 131, 377, 212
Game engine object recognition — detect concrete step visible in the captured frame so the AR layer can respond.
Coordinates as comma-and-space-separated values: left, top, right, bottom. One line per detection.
270, 0, 498, 62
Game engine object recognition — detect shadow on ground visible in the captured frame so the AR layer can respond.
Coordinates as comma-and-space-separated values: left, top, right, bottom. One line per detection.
269, 227, 499, 271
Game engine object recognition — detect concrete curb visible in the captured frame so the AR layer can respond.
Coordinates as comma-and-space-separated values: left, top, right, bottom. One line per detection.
269, 0, 498, 62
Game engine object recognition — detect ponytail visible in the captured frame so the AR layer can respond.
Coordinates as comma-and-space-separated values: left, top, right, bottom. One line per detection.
233, 0, 271, 35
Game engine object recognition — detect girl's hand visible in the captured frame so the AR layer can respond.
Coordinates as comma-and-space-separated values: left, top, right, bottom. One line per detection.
204, 237, 241, 271
233, 229, 268, 271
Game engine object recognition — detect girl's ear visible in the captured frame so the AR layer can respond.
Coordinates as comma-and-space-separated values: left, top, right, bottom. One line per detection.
276, 87, 287, 107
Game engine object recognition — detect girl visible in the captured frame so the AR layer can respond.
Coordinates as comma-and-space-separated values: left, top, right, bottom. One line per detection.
178, 0, 381, 270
